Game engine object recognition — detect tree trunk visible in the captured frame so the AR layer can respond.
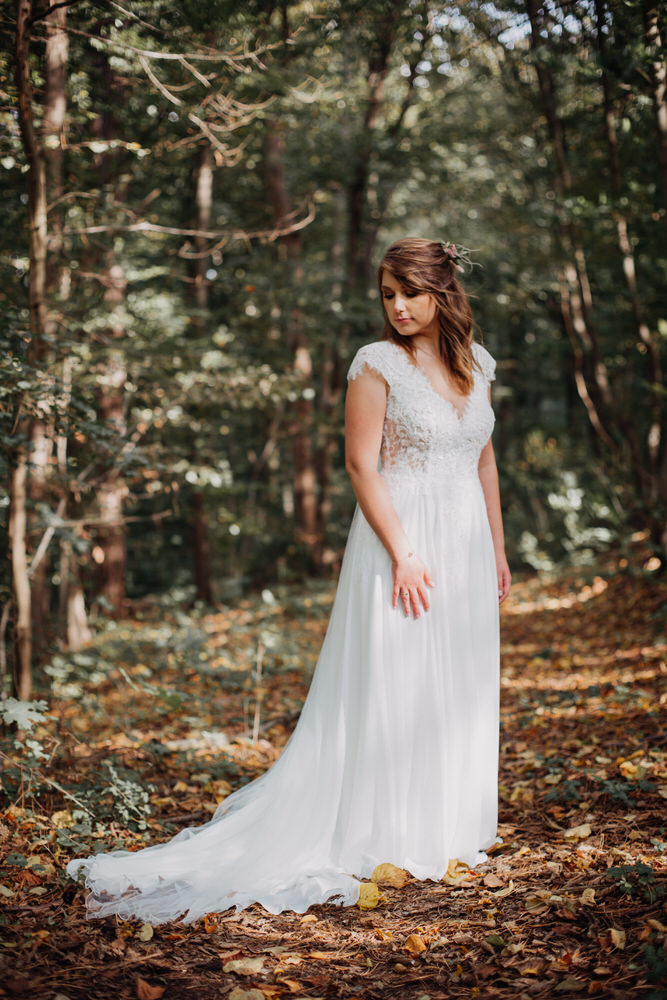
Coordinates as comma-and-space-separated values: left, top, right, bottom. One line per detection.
189, 142, 215, 604
264, 119, 318, 560
643, 0, 667, 230
12, 0, 51, 695
95, 264, 128, 615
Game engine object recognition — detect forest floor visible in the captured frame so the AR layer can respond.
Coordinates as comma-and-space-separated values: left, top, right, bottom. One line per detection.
0, 545, 666, 1000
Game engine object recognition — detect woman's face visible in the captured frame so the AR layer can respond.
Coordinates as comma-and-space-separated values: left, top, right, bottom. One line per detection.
380, 269, 438, 337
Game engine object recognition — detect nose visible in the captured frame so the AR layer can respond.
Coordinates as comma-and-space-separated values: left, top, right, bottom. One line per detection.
394, 295, 407, 314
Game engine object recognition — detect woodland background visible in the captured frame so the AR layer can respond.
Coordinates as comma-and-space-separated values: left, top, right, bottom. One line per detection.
1, 0, 666, 700
0, 3, 666, 997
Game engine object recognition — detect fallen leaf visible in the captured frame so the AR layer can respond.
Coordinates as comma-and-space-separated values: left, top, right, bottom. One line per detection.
492, 879, 515, 898
276, 979, 302, 994
482, 873, 504, 888
223, 956, 266, 975
610, 928, 626, 950
300, 914, 317, 924
564, 823, 592, 842
228, 990, 265, 1000
358, 882, 384, 910
441, 859, 473, 885
135, 977, 165, 1000
371, 862, 409, 888
136, 923, 154, 941
374, 929, 393, 941
580, 888, 596, 905
554, 976, 585, 992
404, 934, 427, 955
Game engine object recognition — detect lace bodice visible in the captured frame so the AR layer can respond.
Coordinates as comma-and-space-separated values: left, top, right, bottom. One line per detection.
346, 340, 496, 496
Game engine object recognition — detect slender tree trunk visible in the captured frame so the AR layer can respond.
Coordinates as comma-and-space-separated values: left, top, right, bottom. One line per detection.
12, 0, 51, 696
95, 264, 128, 615
189, 142, 215, 603
264, 119, 318, 559
643, 0, 667, 230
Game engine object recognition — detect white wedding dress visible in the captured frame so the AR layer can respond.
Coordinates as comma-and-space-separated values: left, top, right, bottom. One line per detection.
66, 339, 500, 924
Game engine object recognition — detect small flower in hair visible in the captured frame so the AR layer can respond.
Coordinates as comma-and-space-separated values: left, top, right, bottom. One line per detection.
439, 240, 479, 274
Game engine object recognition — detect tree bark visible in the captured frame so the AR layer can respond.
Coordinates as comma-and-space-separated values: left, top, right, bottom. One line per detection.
12, 0, 50, 695
189, 142, 215, 604
643, 0, 667, 231
264, 119, 318, 559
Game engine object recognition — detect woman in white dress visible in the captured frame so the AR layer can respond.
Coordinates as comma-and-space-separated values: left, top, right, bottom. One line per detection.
66, 236, 511, 925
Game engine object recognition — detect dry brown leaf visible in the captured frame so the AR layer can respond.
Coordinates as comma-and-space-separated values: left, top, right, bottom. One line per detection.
299, 913, 317, 924
441, 859, 473, 886
135, 977, 165, 1000
276, 979, 302, 994
374, 928, 393, 941
404, 934, 427, 955
492, 879, 515, 898
223, 955, 266, 975
482, 873, 504, 888
610, 928, 626, 950
580, 888, 596, 905
228, 990, 265, 1000
371, 862, 408, 888
564, 823, 592, 842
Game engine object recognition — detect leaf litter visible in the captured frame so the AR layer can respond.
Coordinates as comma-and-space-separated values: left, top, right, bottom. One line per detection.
0, 549, 666, 998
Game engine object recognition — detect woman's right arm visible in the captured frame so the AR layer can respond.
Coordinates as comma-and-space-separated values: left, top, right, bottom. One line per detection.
345, 367, 434, 618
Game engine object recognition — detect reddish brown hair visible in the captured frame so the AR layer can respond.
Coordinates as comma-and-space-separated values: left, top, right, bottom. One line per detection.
377, 236, 480, 394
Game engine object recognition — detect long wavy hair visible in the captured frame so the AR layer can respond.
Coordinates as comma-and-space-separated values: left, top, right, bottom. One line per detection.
377, 237, 480, 394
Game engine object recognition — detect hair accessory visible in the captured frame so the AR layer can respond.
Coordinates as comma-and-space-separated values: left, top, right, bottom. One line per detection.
439, 241, 479, 274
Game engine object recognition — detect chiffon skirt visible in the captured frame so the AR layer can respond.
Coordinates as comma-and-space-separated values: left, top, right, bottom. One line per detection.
66, 477, 500, 924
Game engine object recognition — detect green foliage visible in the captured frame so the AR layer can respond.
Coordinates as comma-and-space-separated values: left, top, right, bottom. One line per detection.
605, 862, 665, 903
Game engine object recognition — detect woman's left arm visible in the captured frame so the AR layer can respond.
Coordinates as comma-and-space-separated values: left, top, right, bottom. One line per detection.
478, 389, 511, 603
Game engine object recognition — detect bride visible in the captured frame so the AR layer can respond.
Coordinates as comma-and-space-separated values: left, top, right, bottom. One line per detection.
66, 236, 511, 924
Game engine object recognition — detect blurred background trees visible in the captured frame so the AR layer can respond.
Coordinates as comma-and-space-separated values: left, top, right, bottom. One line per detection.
1, 0, 665, 698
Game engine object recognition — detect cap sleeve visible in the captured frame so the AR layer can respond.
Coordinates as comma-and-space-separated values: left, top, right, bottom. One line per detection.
472, 342, 496, 383
347, 342, 398, 387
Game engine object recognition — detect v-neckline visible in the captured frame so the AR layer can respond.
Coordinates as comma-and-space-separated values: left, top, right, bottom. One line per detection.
392, 343, 474, 423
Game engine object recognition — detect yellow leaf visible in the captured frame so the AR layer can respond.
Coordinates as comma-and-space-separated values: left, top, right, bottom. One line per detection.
223, 956, 265, 975
51, 810, 74, 829
564, 823, 591, 842
173, 780, 189, 793
492, 880, 515, 898
136, 923, 154, 941
580, 888, 596, 905
610, 928, 626, 950
404, 934, 427, 955
371, 863, 408, 888
300, 913, 317, 924
358, 882, 384, 910
441, 859, 473, 886
647, 919, 667, 933
374, 929, 393, 941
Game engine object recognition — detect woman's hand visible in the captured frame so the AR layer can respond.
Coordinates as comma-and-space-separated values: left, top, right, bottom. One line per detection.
496, 551, 511, 604
392, 553, 435, 619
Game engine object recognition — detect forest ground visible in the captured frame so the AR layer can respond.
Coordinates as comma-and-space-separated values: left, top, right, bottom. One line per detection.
1, 545, 666, 1000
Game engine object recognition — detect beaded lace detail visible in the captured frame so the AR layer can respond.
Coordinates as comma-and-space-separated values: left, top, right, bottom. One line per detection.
346, 340, 496, 497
